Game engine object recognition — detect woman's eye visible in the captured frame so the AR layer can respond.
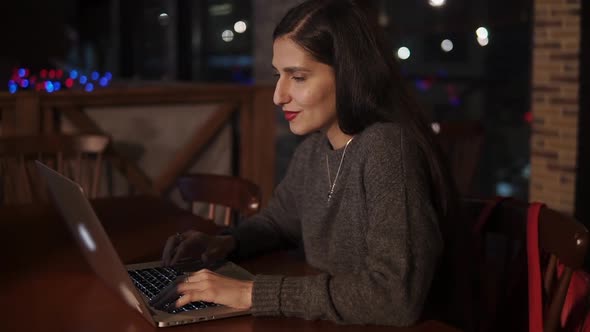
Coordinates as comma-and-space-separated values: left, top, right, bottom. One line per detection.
292, 76, 305, 82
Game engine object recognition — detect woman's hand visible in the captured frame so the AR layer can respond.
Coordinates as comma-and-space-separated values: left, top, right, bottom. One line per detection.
149, 269, 253, 311
177, 269, 253, 309
162, 230, 236, 266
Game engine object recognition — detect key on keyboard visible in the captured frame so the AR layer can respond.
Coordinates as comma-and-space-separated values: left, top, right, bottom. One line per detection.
128, 267, 218, 313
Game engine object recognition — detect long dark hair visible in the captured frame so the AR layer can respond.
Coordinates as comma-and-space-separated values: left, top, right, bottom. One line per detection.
273, 0, 457, 225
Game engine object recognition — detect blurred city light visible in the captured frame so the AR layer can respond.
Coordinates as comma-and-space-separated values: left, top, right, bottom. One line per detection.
429, 0, 446, 7
477, 37, 489, 46
222, 29, 234, 42
234, 21, 247, 33
397, 47, 411, 60
476, 27, 489, 39
441, 39, 453, 52
158, 13, 170, 26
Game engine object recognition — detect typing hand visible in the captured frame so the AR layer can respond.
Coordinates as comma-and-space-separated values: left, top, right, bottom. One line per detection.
175, 269, 253, 310
149, 275, 185, 310
161, 231, 236, 266
149, 260, 231, 311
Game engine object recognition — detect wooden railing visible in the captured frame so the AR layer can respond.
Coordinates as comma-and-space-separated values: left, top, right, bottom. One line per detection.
0, 84, 276, 205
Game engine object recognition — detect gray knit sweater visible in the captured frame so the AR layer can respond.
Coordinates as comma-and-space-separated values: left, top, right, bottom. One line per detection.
230, 122, 443, 326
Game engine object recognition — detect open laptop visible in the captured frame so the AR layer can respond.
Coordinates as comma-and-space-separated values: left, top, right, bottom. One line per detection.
35, 161, 253, 327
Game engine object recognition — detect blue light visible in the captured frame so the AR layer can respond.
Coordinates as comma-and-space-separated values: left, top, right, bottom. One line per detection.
105, 72, 112, 80
8, 80, 15, 87
436, 69, 449, 78
18, 68, 26, 78
45, 81, 54, 93
21, 79, 29, 88
53, 82, 61, 91
99, 77, 108, 87
70, 70, 79, 79
80, 75, 88, 84
85, 83, 94, 92
9, 84, 17, 94
415, 79, 429, 92
91, 71, 99, 80
495, 182, 514, 197
521, 164, 531, 179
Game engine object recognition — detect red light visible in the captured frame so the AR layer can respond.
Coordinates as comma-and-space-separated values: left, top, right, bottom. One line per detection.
30, 76, 37, 83
446, 84, 457, 95
524, 111, 533, 124
40, 69, 47, 79
24, 68, 30, 77
65, 78, 74, 88
56, 69, 63, 79
35, 83, 43, 91
48, 70, 56, 79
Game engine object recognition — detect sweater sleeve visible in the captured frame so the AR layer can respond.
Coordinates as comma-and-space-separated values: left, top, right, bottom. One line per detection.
251, 127, 443, 326
226, 143, 304, 259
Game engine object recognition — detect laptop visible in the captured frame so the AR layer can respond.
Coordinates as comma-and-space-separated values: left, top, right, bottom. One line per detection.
35, 161, 253, 327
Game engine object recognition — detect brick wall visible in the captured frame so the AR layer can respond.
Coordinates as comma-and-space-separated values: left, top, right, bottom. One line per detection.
530, 0, 581, 213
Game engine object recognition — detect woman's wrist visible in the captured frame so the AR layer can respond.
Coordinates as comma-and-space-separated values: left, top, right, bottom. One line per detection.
242, 280, 254, 309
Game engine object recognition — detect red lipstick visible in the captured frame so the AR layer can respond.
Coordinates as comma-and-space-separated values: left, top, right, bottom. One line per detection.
284, 111, 299, 121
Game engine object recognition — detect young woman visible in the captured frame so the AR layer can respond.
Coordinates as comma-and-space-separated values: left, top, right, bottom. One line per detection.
158, 0, 456, 326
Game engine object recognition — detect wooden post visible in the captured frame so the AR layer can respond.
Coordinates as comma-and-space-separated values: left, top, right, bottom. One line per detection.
15, 93, 40, 135
252, 86, 276, 205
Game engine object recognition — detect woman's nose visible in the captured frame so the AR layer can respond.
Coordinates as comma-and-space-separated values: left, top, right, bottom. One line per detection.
273, 79, 290, 106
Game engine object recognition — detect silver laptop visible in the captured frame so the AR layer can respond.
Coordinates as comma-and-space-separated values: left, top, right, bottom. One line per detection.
36, 161, 253, 327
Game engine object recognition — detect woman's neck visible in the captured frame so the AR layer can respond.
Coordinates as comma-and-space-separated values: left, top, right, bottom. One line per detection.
326, 126, 354, 150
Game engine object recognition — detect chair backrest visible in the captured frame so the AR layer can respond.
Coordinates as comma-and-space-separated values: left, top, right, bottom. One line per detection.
458, 198, 589, 332
434, 121, 484, 195
536, 205, 589, 332
176, 173, 261, 226
0, 134, 110, 204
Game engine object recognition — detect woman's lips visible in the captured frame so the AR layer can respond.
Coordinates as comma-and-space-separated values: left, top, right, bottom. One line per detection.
284, 111, 299, 121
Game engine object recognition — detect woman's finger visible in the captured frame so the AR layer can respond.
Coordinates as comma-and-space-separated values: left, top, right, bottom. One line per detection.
149, 276, 183, 309
176, 289, 214, 308
169, 237, 193, 265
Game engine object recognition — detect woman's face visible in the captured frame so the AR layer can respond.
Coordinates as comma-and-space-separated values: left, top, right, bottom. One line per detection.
272, 37, 339, 138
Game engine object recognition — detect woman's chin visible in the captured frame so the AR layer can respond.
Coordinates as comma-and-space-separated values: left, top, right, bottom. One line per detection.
288, 123, 311, 136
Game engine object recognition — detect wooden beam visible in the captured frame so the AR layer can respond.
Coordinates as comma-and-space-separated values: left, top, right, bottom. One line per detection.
0, 85, 278, 204
1, 107, 17, 135
41, 107, 55, 134
60, 106, 103, 134
239, 97, 254, 186
154, 103, 236, 193
61, 107, 157, 195
252, 87, 276, 205
15, 93, 40, 135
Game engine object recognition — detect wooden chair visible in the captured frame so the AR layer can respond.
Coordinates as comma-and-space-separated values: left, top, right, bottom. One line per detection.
536, 206, 589, 332
0, 134, 110, 204
433, 121, 484, 195
458, 198, 589, 332
176, 173, 261, 226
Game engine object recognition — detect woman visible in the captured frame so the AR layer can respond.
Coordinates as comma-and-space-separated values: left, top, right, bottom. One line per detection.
158, 0, 456, 326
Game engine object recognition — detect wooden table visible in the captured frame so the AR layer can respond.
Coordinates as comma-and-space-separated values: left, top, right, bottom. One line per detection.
0, 196, 460, 332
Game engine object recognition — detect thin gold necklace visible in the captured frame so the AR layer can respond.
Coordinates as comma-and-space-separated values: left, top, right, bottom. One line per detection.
326, 136, 354, 203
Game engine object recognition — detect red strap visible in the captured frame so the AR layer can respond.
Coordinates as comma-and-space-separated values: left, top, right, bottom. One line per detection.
527, 202, 545, 332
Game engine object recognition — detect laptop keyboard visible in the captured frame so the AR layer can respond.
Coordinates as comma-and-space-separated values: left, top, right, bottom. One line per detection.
128, 267, 218, 314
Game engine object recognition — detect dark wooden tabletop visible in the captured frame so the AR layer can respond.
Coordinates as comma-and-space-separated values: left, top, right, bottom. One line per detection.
0, 195, 460, 332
